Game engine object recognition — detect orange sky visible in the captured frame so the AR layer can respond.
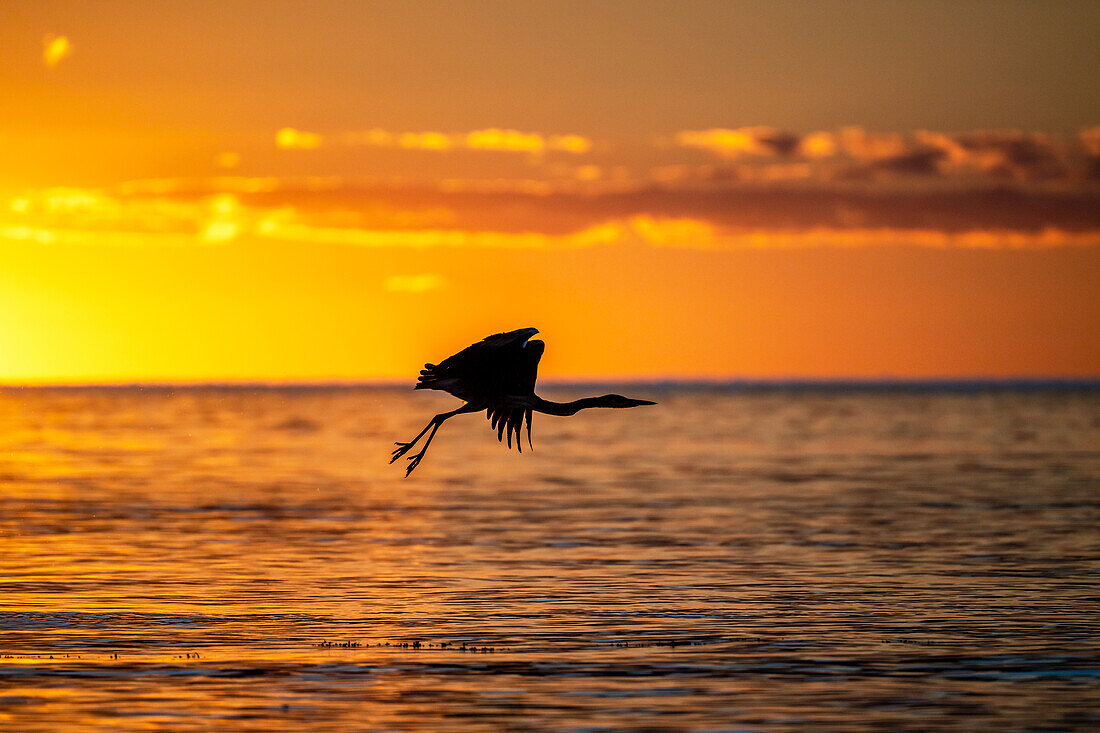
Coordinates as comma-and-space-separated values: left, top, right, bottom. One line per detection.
1, 1, 1098, 382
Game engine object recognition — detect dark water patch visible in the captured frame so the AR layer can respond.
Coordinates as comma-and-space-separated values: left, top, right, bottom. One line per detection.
271, 416, 323, 433
3, 652, 1098, 683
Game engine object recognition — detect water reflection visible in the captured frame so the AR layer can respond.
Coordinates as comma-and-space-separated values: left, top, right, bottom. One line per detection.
1, 387, 1098, 730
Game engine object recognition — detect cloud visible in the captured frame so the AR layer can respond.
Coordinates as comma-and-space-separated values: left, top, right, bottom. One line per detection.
215, 152, 241, 169
276, 128, 323, 149
43, 35, 71, 68
676, 127, 839, 160
384, 273, 445, 293
4, 176, 1099, 253
670, 126, 1086, 182
839, 127, 908, 161
399, 131, 452, 151
828, 127, 1081, 182
231, 215, 1100, 251
466, 128, 544, 153
644, 126, 1089, 183
1080, 127, 1100, 157
273, 123, 1093, 184
915, 129, 1067, 181
1083, 128, 1100, 181
676, 127, 779, 158
799, 131, 837, 158
872, 148, 947, 176
574, 165, 602, 181
340, 129, 395, 146
337, 128, 592, 154
548, 134, 592, 153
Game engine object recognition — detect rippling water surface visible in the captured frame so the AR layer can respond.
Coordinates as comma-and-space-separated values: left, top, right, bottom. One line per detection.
1, 386, 1098, 731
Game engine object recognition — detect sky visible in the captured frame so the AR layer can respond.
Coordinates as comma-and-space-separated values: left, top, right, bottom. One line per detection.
1, 0, 1098, 383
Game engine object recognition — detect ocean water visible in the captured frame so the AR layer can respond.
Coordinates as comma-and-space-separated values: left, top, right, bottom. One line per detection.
0, 385, 1098, 731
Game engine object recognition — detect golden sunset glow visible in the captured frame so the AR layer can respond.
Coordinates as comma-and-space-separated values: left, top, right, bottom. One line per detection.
1, 3, 1098, 383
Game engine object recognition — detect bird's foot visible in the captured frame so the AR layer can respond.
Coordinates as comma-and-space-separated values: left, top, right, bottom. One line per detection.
405, 450, 427, 476
391, 441, 414, 463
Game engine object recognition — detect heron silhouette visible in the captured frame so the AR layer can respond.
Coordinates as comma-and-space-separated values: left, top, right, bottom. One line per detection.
391, 327, 656, 476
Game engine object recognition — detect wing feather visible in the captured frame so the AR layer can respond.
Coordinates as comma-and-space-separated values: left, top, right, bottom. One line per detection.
415, 328, 541, 399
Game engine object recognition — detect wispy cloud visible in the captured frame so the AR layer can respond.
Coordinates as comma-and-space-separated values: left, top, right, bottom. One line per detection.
266, 124, 1095, 186
548, 134, 592, 154
276, 127, 322, 149
383, 273, 445, 293
398, 131, 453, 151
466, 129, 544, 153
676, 127, 777, 157
318, 128, 592, 154
676, 127, 824, 158
42, 34, 71, 68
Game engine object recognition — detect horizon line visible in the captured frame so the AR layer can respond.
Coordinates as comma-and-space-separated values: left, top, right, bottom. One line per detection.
2, 376, 1098, 391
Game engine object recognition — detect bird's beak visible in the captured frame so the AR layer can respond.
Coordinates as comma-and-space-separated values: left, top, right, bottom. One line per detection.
629, 399, 657, 406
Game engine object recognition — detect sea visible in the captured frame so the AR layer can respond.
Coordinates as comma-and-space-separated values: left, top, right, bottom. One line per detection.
0, 384, 1097, 731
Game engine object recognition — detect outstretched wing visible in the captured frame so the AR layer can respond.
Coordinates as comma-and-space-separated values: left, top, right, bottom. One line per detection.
415, 327, 541, 401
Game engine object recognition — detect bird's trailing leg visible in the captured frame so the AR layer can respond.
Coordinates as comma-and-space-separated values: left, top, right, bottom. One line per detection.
391, 403, 480, 476
391, 419, 437, 463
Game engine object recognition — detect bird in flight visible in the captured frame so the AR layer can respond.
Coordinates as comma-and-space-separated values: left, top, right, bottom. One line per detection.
391, 327, 656, 476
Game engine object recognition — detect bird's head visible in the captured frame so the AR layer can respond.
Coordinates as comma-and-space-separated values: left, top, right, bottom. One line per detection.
595, 394, 658, 408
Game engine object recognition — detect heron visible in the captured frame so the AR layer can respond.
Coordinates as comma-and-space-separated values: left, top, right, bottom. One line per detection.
391, 327, 656, 476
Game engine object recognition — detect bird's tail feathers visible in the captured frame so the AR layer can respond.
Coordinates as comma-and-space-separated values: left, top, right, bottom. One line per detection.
414, 363, 440, 390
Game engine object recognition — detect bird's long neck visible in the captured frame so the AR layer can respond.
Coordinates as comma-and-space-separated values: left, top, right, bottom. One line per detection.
532, 395, 610, 417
